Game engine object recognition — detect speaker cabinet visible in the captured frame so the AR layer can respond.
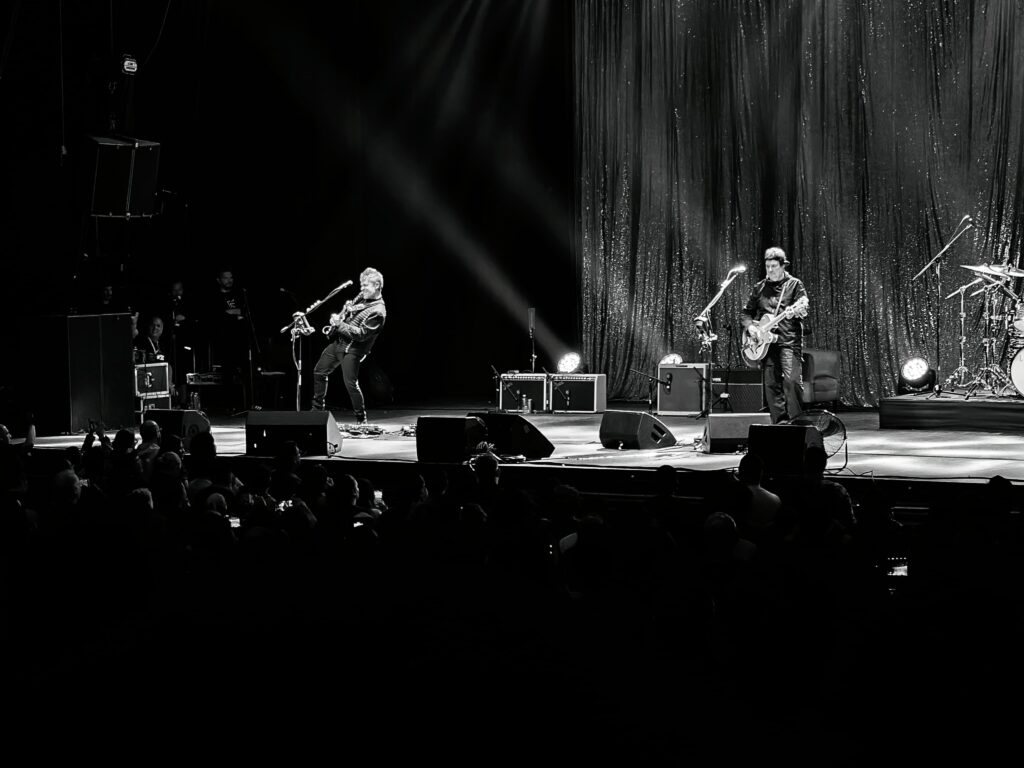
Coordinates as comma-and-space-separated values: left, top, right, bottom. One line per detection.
657, 363, 706, 414
549, 374, 607, 413
702, 412, 772, 453
599, 410, 677, 450
20, 313, 136, 435
245, 411, 343, 457
498, 374, 549, 412
710, 369, 763, 413
467, 412, 555, 459
747, 424, 824, 476
135, 363, 171, 397
416, 415, 488, 463
144, 409, 211, 451
85, 135, 161, 218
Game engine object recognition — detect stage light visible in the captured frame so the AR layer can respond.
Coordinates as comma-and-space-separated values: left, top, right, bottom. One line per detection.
898, 357, 935, 394
557, 352, 581, 373
659, 353, 683, 365
121, 54, 138, 75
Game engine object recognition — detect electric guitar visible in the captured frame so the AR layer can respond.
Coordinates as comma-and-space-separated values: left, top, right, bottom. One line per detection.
741, 296, 809, 367
324, 299, 358, 341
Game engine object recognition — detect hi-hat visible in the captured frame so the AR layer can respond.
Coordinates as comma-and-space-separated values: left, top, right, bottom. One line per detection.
961, 263, 1024, 278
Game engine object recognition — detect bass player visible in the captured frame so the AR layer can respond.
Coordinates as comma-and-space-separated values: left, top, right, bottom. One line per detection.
312, 267, 387, 424
740, 247, 809, 424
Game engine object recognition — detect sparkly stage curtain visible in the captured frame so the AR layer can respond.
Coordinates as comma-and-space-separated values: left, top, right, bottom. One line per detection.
576, 0, 1024, 405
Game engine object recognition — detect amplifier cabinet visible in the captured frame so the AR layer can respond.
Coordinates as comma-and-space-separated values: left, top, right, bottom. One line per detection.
499, 374, 550, 412
550, 374, 607, 413
657, 363, 707, 415
136, 363, 170, 397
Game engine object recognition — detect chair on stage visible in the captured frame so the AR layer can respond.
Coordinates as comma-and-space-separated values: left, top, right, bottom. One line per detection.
801, 348, 840, 409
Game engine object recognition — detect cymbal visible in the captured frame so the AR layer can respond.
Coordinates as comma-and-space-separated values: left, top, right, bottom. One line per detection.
961, 263, 1024, 278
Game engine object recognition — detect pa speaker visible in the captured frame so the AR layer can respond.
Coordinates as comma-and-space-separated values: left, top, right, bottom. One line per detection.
85, 135, 161, 218
416, 415, 488, 463
468, 412, 555, 459
144, 409, 211, 452
702, 412, 772, 453
245, 411, 343, 457
747, 424, 824, 476
599, 410, 677, 450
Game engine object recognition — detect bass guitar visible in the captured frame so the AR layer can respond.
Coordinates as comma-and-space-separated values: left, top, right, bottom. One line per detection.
740, 296, 809, 367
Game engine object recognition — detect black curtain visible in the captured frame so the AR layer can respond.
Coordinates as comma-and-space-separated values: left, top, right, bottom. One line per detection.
576, 0, 1024, 405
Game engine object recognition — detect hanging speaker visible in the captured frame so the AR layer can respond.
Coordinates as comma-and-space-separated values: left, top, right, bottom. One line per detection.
746, 424, 824, 476
598, 410, 677, 450
467, 411, 555, 459
84, 135, 161, 218
702, 412, 772, 453
416, 415, 488, 462
245, 411, 343, 457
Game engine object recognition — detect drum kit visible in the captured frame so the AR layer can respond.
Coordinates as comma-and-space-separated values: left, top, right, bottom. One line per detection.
944, 262, 1024, 397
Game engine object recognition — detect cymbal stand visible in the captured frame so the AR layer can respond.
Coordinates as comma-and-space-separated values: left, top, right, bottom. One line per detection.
941, 278, 981, 391
964, 282, 1015, 399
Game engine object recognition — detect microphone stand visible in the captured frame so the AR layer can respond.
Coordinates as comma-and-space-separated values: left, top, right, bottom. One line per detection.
543, 366, 571, 412
913, 218, 973, 396
694, 269, 745, 419
629, 368, 670, 414
279, 280, 353, 411
242, 287, 261, 412
528, 308, 536, 373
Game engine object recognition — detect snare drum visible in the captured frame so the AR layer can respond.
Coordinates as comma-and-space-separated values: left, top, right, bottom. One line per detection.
1014, 302, 1024, 333
1010, 348, 1024, 396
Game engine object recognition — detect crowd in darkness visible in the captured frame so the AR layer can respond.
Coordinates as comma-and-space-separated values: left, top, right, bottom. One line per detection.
0, 417, 1022, 761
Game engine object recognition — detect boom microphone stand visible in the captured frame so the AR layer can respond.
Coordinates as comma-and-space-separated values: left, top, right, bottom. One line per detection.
279, 279, 353, 410
912, 215, 974, 396
694, 266, 747, 419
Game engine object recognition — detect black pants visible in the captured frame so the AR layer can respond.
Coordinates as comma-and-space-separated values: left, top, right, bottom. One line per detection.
763, 345, 803, 423
312, 341, 366, 419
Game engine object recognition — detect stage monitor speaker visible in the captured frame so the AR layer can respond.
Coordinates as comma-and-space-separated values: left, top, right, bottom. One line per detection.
599, 410, 677, 450
657, 363, 706, 414
416, 415, 488, 463
144, 409, 211, 452
245, 410, 343, 457
702, 412, 772, 453
747, 424, 824, 476
85, 135, 161, 218
467, 411, 555, 459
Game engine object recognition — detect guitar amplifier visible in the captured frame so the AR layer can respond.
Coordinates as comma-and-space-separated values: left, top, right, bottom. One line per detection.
711, 368, 763, 413
135, 363, 170, 397
657, 363, 707, 414
499, 373, 550, 412
550, 374, 607, 413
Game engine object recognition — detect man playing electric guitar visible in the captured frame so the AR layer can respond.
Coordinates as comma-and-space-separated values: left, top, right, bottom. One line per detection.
312, 267, 387, 424
740, 247, 809, 424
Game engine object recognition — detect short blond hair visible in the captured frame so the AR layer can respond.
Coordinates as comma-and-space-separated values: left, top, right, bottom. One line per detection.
361, 267, 383, 290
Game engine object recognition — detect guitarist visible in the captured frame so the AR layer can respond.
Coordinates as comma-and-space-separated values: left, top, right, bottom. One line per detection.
740, 248, 809, 424
312, 267, 387, 424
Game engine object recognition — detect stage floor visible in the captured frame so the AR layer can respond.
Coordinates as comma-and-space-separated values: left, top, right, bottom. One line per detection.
30, 401, 1024, 483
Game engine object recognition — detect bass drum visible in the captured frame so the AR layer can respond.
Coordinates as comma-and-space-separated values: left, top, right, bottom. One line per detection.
1010, 347, 1024, 396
